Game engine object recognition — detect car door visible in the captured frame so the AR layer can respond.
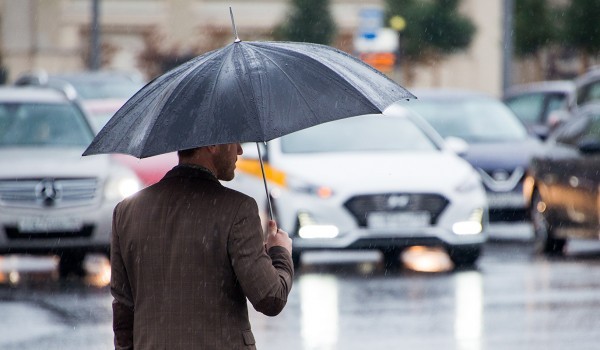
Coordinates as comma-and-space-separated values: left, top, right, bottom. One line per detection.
566, 113, 600, 232
541, 116, 590, 226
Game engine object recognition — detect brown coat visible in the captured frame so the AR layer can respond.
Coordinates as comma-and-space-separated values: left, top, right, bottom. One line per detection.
110, 165, 293, 350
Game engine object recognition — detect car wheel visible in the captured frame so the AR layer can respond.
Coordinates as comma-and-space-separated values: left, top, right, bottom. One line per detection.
291, 251, 302, 269
58, 251, 87, 278
382, 248, 402, 270
446, 245, 481, 267
531, 191, 566, 256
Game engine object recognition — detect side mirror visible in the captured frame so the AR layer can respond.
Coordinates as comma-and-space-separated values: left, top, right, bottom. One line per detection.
444, 136, 469, 156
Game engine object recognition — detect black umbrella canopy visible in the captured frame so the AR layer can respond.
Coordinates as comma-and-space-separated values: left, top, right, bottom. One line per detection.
83, 40, 415, 158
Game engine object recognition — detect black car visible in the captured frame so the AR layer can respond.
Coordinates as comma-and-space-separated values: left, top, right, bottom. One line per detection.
524, 102, 600, 255
407, 89, 544, 239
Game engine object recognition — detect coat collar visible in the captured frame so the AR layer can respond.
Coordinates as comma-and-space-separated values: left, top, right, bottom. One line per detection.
163, 164, 221, 184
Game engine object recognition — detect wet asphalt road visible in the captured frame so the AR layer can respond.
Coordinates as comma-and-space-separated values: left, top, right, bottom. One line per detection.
1, 237, 599, 350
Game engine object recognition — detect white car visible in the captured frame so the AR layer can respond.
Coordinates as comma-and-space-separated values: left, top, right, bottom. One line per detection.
0, 86, 143, 277
227, 105, 488, 268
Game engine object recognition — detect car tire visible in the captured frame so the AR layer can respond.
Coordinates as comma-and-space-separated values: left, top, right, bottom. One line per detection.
58, 251, 87, 278
382, 248, 402, 270
531, 191, 566, 256
291, 251, 302, 269
446, 245, 481, 267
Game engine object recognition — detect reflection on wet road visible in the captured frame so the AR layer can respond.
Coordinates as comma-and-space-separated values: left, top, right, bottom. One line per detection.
1, 240, 600, 350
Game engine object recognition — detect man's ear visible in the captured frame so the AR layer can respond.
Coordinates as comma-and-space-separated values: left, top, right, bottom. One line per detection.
206, 145, 219, 154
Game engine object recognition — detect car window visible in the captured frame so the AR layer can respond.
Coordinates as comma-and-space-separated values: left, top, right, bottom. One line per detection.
545, 93, 569, 121
280, 115, 439, 154
408, 97, 528, 143
56, 78, 143, 100
0, 103, 94, 147
577, 80, 600, 106
504, 93, 545, 124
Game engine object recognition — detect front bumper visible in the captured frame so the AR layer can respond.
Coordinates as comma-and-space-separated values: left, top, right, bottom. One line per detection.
0, 200, 116, 254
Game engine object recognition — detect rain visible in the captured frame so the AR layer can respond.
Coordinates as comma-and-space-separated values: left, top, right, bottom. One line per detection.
1, 0, 600, 349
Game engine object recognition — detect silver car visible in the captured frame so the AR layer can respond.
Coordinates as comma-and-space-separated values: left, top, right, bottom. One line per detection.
228, 107, 488, 268
0, 86, 142, 277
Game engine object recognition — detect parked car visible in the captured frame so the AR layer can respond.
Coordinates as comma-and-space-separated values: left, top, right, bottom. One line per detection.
523, 102, 600, 255
228, 107, 488, 268
405, 89, 544, 239
14, 70, 177, 186
574, 67, 600, 108
503, 80, 576, 139
0, 86, 143, 277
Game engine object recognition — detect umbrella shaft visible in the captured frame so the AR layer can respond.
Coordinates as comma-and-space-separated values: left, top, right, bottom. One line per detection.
257, 143, 274, 220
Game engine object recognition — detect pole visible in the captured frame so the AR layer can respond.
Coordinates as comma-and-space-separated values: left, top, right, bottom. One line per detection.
502, 0, 514, 93
257, 143, 274, 220
90, 0, 101, 70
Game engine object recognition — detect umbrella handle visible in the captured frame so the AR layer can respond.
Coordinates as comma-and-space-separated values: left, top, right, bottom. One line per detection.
257, 142, 274, 220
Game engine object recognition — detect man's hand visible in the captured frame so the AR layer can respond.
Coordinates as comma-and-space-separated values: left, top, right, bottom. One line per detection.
265, 220, 292, 255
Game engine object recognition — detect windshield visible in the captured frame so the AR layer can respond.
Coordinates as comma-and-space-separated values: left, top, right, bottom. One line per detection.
69, 80, 142, 100
408, 97, 528, 143
0, 103, 94, 147
280, 115, 439, 154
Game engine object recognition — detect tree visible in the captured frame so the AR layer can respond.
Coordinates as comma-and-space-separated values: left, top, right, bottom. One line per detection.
277, 0, 336, 45
385, 0, 476, 84
562, 0, 600, 72
513, 0, 556, 79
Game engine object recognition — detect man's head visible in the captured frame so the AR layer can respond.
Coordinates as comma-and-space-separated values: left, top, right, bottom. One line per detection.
177, 143, 243, 181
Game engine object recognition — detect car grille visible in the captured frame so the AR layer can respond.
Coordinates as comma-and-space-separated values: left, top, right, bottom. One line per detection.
344, 193, 449, 227
0, 178, 98, 208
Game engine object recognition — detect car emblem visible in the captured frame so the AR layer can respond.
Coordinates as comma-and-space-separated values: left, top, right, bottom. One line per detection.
492, 170, 510, 182
387, 194, 410, 209
35, 179, 61, 206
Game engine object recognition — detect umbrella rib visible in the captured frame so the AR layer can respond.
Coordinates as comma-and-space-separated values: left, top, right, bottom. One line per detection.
249, 47, 323, 130
252, 45, 379, 114
139, 48, 227, 156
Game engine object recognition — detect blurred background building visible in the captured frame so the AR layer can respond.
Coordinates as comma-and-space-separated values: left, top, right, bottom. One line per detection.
0, 0, 505, 96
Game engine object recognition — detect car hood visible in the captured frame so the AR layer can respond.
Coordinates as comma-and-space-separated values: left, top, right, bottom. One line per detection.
274, 151, 475, 194
0, 148, 113, 179
461, 137, 543, 171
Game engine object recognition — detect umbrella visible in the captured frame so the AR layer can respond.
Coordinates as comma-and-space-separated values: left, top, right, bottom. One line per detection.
83, 10, 415, 217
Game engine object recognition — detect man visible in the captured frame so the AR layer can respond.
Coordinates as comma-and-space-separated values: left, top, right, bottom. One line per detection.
110, 143, 294, 349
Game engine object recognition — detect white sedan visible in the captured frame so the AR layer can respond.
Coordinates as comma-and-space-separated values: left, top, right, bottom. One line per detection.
227, 104, 488, 268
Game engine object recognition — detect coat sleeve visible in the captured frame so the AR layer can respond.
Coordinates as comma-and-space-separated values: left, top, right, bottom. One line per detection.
228, 197, 294, 316
110, 203, 135, 349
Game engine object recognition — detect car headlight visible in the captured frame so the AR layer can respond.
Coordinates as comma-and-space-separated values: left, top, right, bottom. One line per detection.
455, 171, 482, 193
452, 208, 484, 235
286, 175, 333, 199
297, 211, 339, 239
105, 175, 142, 200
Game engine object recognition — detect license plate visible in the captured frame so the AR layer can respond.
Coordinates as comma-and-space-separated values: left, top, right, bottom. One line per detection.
367, 211, 431, 229
18, 217, 83, 233
487, 192, 525, 209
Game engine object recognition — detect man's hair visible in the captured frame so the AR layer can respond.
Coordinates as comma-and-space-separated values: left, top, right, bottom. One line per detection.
177, 147, 201, 158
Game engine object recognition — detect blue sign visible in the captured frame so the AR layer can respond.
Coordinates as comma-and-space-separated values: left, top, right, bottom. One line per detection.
358, 8, 383, 40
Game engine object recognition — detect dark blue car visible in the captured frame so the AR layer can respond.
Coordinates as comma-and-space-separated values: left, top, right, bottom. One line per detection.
405, 89, 544, 240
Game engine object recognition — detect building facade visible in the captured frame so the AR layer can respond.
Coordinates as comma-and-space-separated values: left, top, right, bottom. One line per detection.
0, 0, 503, 96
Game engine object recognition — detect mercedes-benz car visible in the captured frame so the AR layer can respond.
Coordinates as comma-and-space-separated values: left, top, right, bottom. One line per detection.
0, 86, 143, 277
227, 107, 488, 268
405, 89, 544, 240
